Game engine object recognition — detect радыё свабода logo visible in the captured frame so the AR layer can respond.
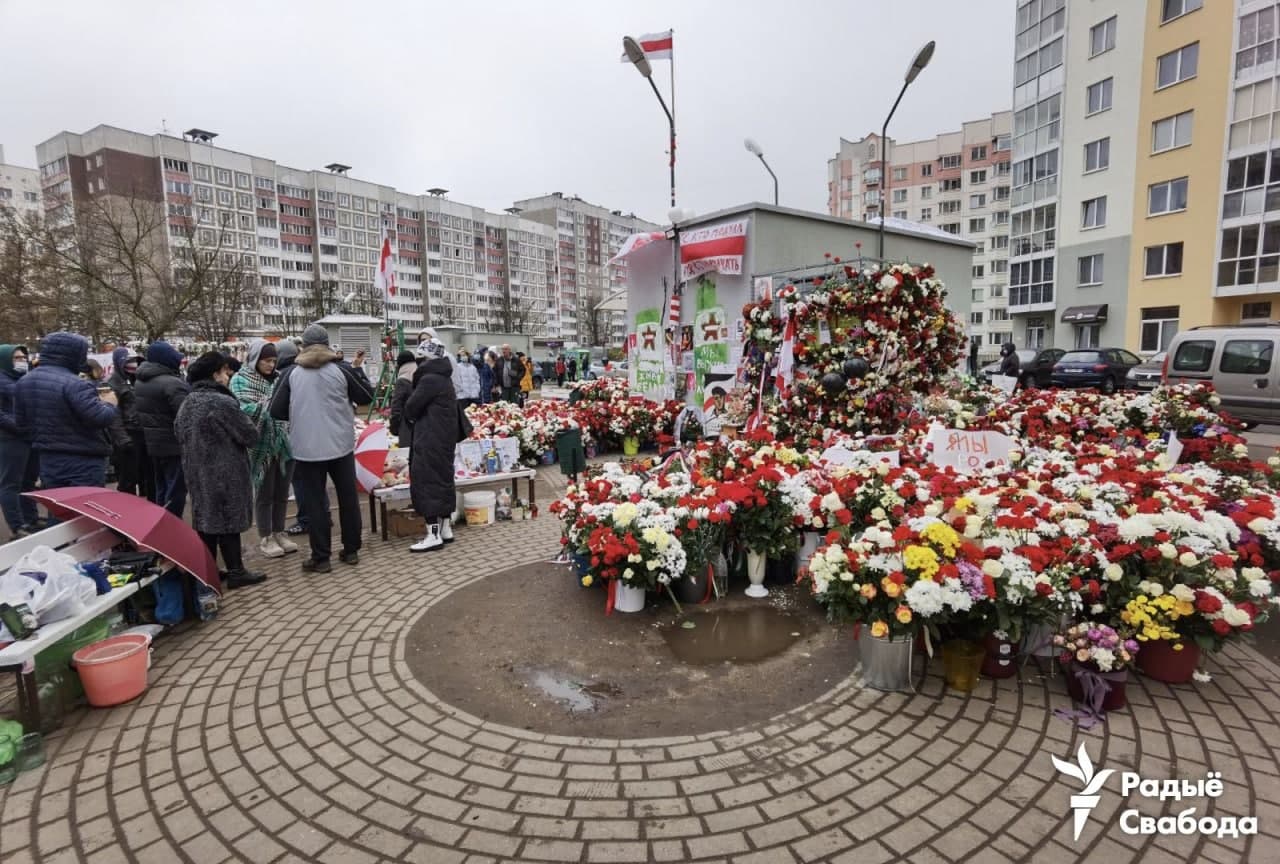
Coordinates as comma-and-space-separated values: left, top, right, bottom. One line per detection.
1052, 743, 1114, 841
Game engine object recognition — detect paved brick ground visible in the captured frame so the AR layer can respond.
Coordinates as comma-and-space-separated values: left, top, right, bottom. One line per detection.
2, 465, 1279, 863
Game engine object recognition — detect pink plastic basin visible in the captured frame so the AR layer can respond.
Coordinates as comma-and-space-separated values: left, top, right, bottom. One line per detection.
72, 634, 150, 707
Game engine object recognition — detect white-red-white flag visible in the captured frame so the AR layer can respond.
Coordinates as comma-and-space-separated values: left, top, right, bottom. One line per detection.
376, 224, 397, 299
775, 309, 797, 395
620, 30, 673, 61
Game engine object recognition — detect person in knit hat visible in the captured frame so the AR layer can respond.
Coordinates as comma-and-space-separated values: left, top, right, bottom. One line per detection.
134, 340, 191, 516
270, 324, 374, 572
231, 339, 297, 559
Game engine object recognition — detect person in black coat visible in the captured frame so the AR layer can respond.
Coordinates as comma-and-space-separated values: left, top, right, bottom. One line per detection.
404, 340, 461, 552
998, 342, 1021, 378
173, 352, 265, 590
134, 341, 191, 516
387, 350, 416, 438
108, 347, 150, 498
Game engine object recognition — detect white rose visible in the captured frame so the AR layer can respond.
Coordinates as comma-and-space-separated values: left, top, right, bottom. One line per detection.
1223, 606, 1251, 627
1178, 552, 1198, 568
1158, 543, 1178, 560
1250, 579, 1272, 598
982, 559, 1003, 578
1171, 584, 1195, 602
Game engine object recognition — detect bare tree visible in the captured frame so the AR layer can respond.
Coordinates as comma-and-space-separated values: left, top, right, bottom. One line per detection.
487, 283, 544, 335
578, 287, 610, 347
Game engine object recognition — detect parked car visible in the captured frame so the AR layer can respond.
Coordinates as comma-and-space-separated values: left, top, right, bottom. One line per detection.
1050, 348, 1142, 393
1164, 324, 1280, 427
587, 361, 628, 380
1125, 351, 1167, 391
979, 347, 1065, 389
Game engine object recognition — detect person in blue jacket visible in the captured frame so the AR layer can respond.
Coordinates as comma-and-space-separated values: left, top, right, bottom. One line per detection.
0, 344, 40, 535
15, 332, 119, 490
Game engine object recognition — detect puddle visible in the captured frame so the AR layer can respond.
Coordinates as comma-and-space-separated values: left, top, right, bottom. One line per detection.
524, 669, 621, 713
660, 605, 812, 665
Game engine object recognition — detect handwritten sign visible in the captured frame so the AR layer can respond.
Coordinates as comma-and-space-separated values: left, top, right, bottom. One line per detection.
454, 437, 521, 477
820, 446, 900, 468
990, 374, 1018, 394
1162, 431, 1183, 469
928, 428, 1015, 474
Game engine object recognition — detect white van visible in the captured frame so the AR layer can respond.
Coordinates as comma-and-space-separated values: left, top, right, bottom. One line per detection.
1163, 324, 1280, 427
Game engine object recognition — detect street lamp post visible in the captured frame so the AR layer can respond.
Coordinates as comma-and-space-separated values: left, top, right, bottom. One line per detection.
743, 138, 778, 206
623, 36, 676, 208
878, 40, 936, 262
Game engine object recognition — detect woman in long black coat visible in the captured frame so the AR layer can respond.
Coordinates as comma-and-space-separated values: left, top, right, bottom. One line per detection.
403, 340, 461, 552
173, 352, 266, 589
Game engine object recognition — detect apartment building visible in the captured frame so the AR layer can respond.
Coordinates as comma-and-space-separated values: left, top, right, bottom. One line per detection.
32, 125, 561, 340
513, 193, 661, 347
827, 113, 1013, 360
0, 145, 42, 219
1008, 0, 1257, 356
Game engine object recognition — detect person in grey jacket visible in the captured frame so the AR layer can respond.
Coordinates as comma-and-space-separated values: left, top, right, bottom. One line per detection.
270, 324, 374, 573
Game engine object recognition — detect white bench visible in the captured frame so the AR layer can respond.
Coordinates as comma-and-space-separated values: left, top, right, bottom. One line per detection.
368, 468, 538, 540
0, 516, 154, 729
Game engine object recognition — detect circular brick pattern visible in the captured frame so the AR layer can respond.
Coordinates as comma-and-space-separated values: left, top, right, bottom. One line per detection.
1, 467, 1279, 863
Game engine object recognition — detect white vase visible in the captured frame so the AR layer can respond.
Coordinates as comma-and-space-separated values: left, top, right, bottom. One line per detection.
745, 551, 768, 598
614, 582, 646, 613
797, 531, 823, 573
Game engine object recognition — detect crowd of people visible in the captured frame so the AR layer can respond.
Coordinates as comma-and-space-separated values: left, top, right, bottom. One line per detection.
0, 323, 498, 589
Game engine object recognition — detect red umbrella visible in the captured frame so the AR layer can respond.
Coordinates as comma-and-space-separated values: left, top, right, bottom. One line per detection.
24, 487, 222, 595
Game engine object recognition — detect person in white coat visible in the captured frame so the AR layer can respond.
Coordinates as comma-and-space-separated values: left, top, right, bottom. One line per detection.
452, 348, 481, 412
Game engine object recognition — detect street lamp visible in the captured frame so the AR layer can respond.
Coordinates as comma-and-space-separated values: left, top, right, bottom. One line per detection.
743, 138, 778, 206
623, 36, 676, 208
878, 40, 936, 262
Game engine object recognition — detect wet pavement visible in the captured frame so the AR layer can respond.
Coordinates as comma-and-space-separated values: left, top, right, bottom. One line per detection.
660, 604, 812, 665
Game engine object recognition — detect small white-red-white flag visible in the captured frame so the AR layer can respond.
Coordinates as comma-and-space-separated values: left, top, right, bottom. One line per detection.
376, 224, 396, 299
775, 309, 797, 395
620, 30, 673, 61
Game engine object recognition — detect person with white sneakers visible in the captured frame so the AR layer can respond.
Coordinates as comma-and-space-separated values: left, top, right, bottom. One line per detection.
230, 339, 298, 560
403, 339, 466, 552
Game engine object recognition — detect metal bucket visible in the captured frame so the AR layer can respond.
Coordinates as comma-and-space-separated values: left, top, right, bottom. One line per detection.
859, 632, 915, 692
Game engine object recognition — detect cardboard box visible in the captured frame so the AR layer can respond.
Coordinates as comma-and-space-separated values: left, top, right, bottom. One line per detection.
388, 508, 426, 538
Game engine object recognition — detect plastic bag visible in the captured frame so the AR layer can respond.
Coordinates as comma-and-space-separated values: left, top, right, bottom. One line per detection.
0, 545, 98, 631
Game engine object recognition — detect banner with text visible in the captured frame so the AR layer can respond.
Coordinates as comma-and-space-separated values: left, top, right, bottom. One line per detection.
680, 218, 748, 280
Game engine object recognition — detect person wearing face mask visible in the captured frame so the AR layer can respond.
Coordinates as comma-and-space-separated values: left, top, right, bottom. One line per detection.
0, 344, 40, 537
451, 347, 481, 413
174, 352, 265, 590
231, 339, 297, 560
108, 347, 150, 499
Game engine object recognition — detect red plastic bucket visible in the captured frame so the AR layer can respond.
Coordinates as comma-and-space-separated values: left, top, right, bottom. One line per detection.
72, 634, 150, 707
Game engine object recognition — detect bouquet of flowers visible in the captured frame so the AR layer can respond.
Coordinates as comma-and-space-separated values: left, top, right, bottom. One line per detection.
1054, 622, 1140, 673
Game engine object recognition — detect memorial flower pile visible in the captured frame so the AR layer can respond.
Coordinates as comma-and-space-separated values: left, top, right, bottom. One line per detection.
1055, 622, 1140, 673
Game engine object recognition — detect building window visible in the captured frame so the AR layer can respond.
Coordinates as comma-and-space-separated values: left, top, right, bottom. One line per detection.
1238, 7, 1278, 78
193, 164, 211, 181
990, 284, 1005, 298
1222, 151, 1275, 218
941, 223, 961, 235
892, 167, 908, 181
920, 186, 932, 200
1157, 43, 1199, 89
994, 185, 1010, 201
1139, 307, 1181, 353
990, 308, 1009, 322
892, 188, 908, 203
1152, 111, 1194, 152
1081, 196, 1107, 229
1162, 0, 1202, 24
1025, 320, 1046, 349
1084, 138, 1110, 173
970, 195, 986, 210
970, 311, 984, 325
988, 331, 1013, 347
1230, 80, 1275, 149
1145, 241, 1185, 277
892, 210, 908, 219
970, 145, 987, 162
970, 170, 987, 185
1218, 223, 1278, 286
235, 172, 251, 189
969, 217, 986, 233
162, 158, 189, 173
940, 200, 961, 215
1075, 325, 1102, 349
215, 168, 232, 186
1148, 177, 1188, 216
971, 288, 985, 302
941, 178, 962, 192
921, 164, 933, 177
972, 265, 985, 279
1078, 254, 1104, 286
919, 207, 931, 222
1243, 301, 1273, 319
1010, 257, 1054, 306
1090, 17, 1117, 57
1086, 78, 1113, 115
995, 134, 1011, 152
992, 235, 1010, 251
941, 154, 962, 169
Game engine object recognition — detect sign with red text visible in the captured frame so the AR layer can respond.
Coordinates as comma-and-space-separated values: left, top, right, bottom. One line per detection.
680, 218, 748, 280
928, 428, 1015, 473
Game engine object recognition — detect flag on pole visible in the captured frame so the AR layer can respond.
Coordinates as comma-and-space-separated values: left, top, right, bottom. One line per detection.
775, 309, 797, 396
376, 225, 397, 300
620, 30, 673, 61
667, 282, 682, 328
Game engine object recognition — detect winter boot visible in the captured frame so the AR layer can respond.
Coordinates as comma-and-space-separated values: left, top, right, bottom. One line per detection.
410, 520, 444, 553
273, 532, 299, 554
441, 519, 454, 543
226, 569, 268, 589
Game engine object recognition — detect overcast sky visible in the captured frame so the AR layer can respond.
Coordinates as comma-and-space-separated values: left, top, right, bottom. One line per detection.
2, 0, 1013, 224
